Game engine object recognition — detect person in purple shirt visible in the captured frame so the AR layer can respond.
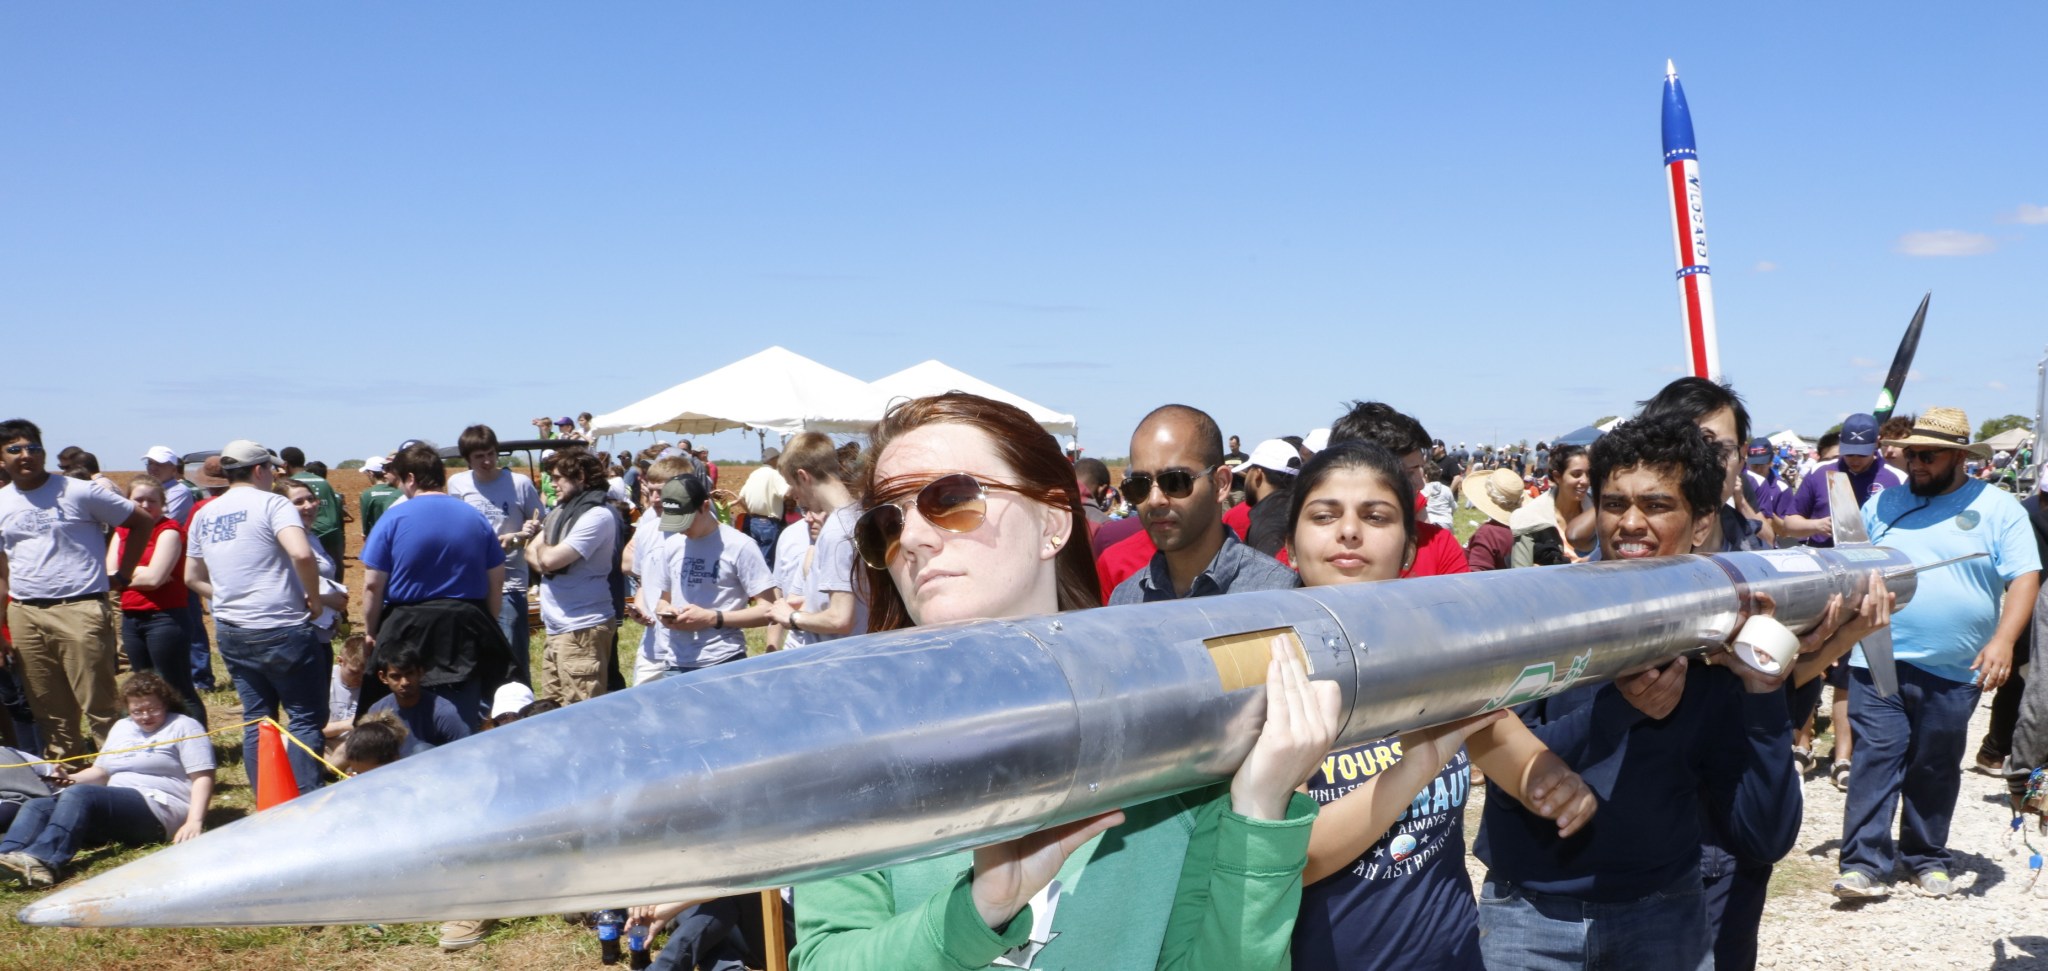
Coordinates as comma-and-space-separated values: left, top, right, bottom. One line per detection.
1743, 438, 1788, 519
1777, 414, 1902, 548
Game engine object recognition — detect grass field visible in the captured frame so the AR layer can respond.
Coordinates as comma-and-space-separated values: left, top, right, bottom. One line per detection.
0, 621, 769, 971
1, 497, 1490, 968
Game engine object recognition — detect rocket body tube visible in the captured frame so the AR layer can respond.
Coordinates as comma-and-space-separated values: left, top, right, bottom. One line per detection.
21, 545, 1916, 928
1664, 60, 1720, 380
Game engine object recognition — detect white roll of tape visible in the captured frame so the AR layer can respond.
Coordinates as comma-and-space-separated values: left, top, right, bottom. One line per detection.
1733, 615, 1799, 676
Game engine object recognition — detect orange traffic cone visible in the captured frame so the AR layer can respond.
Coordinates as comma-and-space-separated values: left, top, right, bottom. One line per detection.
255, 720, 300, 810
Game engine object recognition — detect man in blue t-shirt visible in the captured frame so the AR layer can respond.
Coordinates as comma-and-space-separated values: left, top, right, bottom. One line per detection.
359, 442, 512, 722
1474, 415, 1800, 969
1833, 408, 2041, 900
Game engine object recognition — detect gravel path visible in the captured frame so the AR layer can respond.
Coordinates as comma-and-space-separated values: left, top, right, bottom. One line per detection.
1464, 694, 2048, 969
1755, 696, 2047, 970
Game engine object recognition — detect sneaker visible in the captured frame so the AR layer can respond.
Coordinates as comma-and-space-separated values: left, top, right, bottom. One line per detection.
1974, 750, 2005, 776
1914, 870, 1955, 898
1830, 760, 1852, 792
1832, 871, 1888, 900
0, 852, 55, 888
439, 918, 497, 951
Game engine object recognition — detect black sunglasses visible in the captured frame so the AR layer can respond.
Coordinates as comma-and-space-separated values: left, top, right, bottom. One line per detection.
1119, 465, 1219, 504
855, 473, 1024, 570
3, 443, 44, 456
1904, 448, 1951, 465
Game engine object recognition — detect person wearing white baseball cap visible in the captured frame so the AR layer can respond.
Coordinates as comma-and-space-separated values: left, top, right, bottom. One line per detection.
357, 455, 405, 542
141, 447, 194, 527
184, 439, 328, 796
1237, 439, 1300, 557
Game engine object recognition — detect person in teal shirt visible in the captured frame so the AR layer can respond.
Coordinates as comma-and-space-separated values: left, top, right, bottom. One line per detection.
1835, 407, 2042, 901
787, 392, 1339, 971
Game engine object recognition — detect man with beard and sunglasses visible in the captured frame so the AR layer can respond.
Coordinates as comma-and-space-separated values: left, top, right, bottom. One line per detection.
1107, 405, 1297, 605
1832, 407, 2040, 901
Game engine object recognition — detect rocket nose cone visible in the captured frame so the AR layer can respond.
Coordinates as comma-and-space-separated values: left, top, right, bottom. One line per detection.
1666, 58, 1677, 78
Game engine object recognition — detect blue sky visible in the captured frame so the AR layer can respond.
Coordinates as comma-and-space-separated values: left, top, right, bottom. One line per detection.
5, 4, 2043, 467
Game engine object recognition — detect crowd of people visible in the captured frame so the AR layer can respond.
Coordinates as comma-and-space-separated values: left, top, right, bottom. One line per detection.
1, 374, 2046, 969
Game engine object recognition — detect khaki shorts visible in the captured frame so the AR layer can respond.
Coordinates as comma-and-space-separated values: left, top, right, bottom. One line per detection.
541, 622, 615, 705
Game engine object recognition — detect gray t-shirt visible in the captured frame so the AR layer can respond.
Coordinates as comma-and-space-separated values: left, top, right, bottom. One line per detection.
790, 504, 867, 647
539, 504, 617, 635
0, 475, 137, 600
447, 469, 545, 591
99, 713, 216, 835
163, 479, 196, 527
654, 523, 776, 667
632, 510, 672, 664
188, 486, 312, 630
772, 516, 812, 608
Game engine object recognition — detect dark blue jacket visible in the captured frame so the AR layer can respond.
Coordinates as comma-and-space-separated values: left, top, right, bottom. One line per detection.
1475, 664, 1799, 902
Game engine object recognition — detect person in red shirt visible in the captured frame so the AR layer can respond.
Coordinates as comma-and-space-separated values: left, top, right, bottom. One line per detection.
1326, 401, 1470, 578
107, 478, 206, 726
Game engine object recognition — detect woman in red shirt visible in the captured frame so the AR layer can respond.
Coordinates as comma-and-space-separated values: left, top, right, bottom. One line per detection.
107, 478, 207, 727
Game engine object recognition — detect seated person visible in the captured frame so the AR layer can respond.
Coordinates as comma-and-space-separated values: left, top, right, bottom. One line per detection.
0, 673, 215, 887
336, 712, 411, 776
365, 647, 473, 751
488, 682, 536, 729
0, 745, 58, 832
324, 634, 369, 755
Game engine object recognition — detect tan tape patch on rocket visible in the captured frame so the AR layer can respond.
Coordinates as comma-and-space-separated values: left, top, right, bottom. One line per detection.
1203, 628, 1309, 692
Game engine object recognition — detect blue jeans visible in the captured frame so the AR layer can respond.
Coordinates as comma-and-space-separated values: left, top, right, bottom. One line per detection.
1700, 863, 1771, 971
0, 785, 164, 868
121, 610, 208, 728
187, 599, 216, 691
499, 588, 532, 687
216, 621, 330, 795
1841, 662, 1979, 880
1478, 870, 1708, 970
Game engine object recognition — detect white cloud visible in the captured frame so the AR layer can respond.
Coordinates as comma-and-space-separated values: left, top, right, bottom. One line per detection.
1805, 387, 1847, 398
1894, 230, 1996, 256
2004, 204, 2048, 225
1753, 260, 1778, 272
1990, 380, 2009, 391
1849, 356, 1878, 368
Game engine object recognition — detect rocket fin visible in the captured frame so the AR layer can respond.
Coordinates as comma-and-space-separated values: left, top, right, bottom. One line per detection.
1827, 471, 1900, 695
1860, 628, 1900, 698
1827, 472, 1870, 546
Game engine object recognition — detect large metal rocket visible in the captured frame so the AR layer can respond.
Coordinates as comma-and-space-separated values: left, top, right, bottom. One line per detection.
21, 482, 1938, 928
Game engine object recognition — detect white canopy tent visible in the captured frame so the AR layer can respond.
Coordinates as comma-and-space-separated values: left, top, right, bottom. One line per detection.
1981, 427, 2034, 452
1767, 429, 1812, 450
589, 346, 890, 438
867, 360, 1078, 439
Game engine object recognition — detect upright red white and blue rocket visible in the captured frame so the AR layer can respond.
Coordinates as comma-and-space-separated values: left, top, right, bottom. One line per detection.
1662, 59, 1720, 380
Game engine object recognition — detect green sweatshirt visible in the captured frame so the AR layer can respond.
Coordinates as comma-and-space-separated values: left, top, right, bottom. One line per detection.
358, 483, 404, 540
791, 784, 1317, 971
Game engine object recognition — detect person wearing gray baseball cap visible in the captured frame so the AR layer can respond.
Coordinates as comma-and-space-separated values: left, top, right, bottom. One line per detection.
184, 439, 329, 797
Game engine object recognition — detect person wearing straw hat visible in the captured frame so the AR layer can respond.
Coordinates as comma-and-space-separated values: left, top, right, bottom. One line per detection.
1832, 406, 2042, 901
1462, 468, 1526, 572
